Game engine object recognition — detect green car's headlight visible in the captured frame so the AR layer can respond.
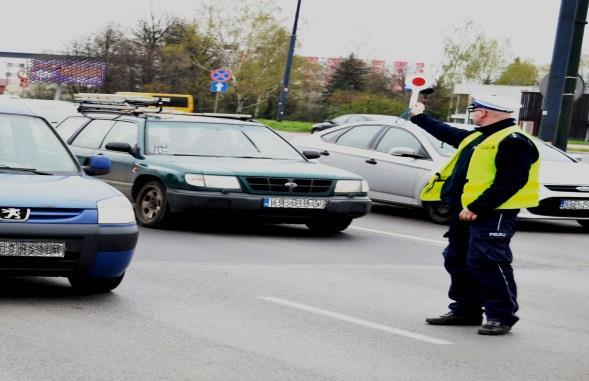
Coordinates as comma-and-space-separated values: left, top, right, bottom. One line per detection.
97, 196, 136, 224
334, 179, 369, 194
185, 174, 241, 190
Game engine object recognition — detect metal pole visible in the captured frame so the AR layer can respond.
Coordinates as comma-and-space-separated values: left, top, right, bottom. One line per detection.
276, 0, 302, 121
54, 83, 62, 100
555, 0, 589, 151
213, 91, 220, 113
538, 0, 578, 143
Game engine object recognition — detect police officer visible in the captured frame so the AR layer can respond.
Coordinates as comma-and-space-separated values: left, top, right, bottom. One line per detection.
410, 95, 540, 335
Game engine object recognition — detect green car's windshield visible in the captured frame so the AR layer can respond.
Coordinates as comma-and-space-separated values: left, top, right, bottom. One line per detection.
146, 121, 304, 160
0, 114, 78, 174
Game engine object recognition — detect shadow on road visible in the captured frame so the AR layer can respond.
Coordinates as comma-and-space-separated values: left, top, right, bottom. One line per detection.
368, 202, 588, 234
153, 212, 359, 240
0, 276, 117, 300
369, 203, 431, 222
515, 219, 587, 234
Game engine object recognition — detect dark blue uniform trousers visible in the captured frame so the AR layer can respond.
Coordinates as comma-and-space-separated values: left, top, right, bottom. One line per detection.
443, 209, 519, 326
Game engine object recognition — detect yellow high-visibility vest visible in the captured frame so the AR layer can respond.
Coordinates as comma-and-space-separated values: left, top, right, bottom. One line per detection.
420, 126, 540, 209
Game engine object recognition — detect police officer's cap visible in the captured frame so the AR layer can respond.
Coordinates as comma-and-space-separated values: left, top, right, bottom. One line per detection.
467, 94, 520, 113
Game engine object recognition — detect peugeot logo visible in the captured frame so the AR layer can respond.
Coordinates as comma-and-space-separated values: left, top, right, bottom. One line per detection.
0, 207, 30, 221
284, 181, 298, 190
577, 186, 589, 192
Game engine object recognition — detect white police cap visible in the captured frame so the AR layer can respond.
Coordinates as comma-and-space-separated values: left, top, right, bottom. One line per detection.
467, 94, 520, 113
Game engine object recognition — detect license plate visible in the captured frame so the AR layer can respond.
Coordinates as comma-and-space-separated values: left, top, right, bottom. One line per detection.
263, 198, 327, 209
0, 241, 66, 257
559, 199, 589, 210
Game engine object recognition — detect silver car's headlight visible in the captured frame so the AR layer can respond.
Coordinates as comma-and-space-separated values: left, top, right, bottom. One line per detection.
185, 174, 241, 190
334, 179, 369, 193
97, 196, 135, 224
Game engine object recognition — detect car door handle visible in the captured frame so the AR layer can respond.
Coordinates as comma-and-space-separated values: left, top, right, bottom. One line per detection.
320, 150, 330, 156
365, 158, 377, 165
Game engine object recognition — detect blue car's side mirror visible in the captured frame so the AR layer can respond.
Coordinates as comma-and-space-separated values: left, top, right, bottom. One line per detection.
83, 155, 111, 176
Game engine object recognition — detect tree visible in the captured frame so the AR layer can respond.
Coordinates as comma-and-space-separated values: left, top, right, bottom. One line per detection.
327, 90, 406, 117
495, 58, 539, 85
159, 23, 224, 111
200, 1, 291, 114
365, 70, 393, 95
327, 54, 370, 93
438, 21, 510, 86
131, 14, 185, 88
277, 57, 327, 121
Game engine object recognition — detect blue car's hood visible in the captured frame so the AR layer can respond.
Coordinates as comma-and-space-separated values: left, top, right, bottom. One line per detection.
0, 174, 120, 209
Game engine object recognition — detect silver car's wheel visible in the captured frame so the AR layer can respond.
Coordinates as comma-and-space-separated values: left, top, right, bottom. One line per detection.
424, 202, 452, 224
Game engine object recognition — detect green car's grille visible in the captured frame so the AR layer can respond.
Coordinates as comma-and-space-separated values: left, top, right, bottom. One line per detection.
244, 177, 333, 195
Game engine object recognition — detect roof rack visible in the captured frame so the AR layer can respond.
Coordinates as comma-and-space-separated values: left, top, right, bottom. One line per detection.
74, 93, 163, 115
144, 111, 253, 121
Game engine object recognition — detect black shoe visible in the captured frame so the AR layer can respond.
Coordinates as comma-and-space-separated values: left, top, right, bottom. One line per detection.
478, 321, 512, 335
426, 312, 483, 326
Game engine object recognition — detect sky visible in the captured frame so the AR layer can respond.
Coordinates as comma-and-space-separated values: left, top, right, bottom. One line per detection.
0, 0, 577, 75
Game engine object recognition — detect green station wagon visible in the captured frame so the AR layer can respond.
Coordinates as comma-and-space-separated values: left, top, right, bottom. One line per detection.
57, 94, 371, 234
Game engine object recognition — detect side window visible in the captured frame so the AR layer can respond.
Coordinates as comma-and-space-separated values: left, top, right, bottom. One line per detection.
376, 127, 428, 156
101, 121, 138, 148
71, 120, 115, 149
335, 125, 383, 149
56, 116, 89, 141
320, 127, 351, 143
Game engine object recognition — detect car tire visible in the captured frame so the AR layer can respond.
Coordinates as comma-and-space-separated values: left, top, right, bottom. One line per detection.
135, 181, 172, 227
577, 220, 589, 231
68, 273, 124, 293
306, 217, 352, 235
311, 128, 318, 134
424, 202, 452, 224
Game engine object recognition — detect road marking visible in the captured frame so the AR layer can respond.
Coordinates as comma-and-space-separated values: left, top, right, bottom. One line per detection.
350, 226, 447, 246
259, 296, 454, 345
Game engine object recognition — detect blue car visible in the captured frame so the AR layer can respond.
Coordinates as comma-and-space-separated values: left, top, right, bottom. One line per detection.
0, 97, 138, 293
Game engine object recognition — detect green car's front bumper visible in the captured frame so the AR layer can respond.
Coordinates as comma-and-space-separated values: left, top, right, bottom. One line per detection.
166, 188, 371, 222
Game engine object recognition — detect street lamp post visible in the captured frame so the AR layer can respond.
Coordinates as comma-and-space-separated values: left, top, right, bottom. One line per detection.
276, 0, 302, 121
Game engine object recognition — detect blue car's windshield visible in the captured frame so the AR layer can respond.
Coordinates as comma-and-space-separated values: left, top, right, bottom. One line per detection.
146, 121, 303, 160
0, 114, 78, 174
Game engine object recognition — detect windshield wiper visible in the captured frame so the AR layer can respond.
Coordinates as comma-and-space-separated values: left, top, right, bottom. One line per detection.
172, 154, 219, 157
229, 156, 289, 160
0, 165, 52, 175
240, 131, 261, 153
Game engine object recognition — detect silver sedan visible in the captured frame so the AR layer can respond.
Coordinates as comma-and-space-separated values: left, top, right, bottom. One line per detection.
291, 120, 589, 230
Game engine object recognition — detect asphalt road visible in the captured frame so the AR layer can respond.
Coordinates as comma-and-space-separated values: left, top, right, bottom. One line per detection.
1, 206, 588, 381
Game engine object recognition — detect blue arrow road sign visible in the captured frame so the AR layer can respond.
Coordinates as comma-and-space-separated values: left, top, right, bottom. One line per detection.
210, 81, 229, 93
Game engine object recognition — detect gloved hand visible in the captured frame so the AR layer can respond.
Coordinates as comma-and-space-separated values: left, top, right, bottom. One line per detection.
410, 102, 425, 116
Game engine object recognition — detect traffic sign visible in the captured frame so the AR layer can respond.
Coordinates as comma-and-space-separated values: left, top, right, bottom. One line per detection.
539, 74, 584, 101
210, 81, 229, 93
210, 68, 232, 82
405, 73, 430, 107
405, 73, 429, 90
